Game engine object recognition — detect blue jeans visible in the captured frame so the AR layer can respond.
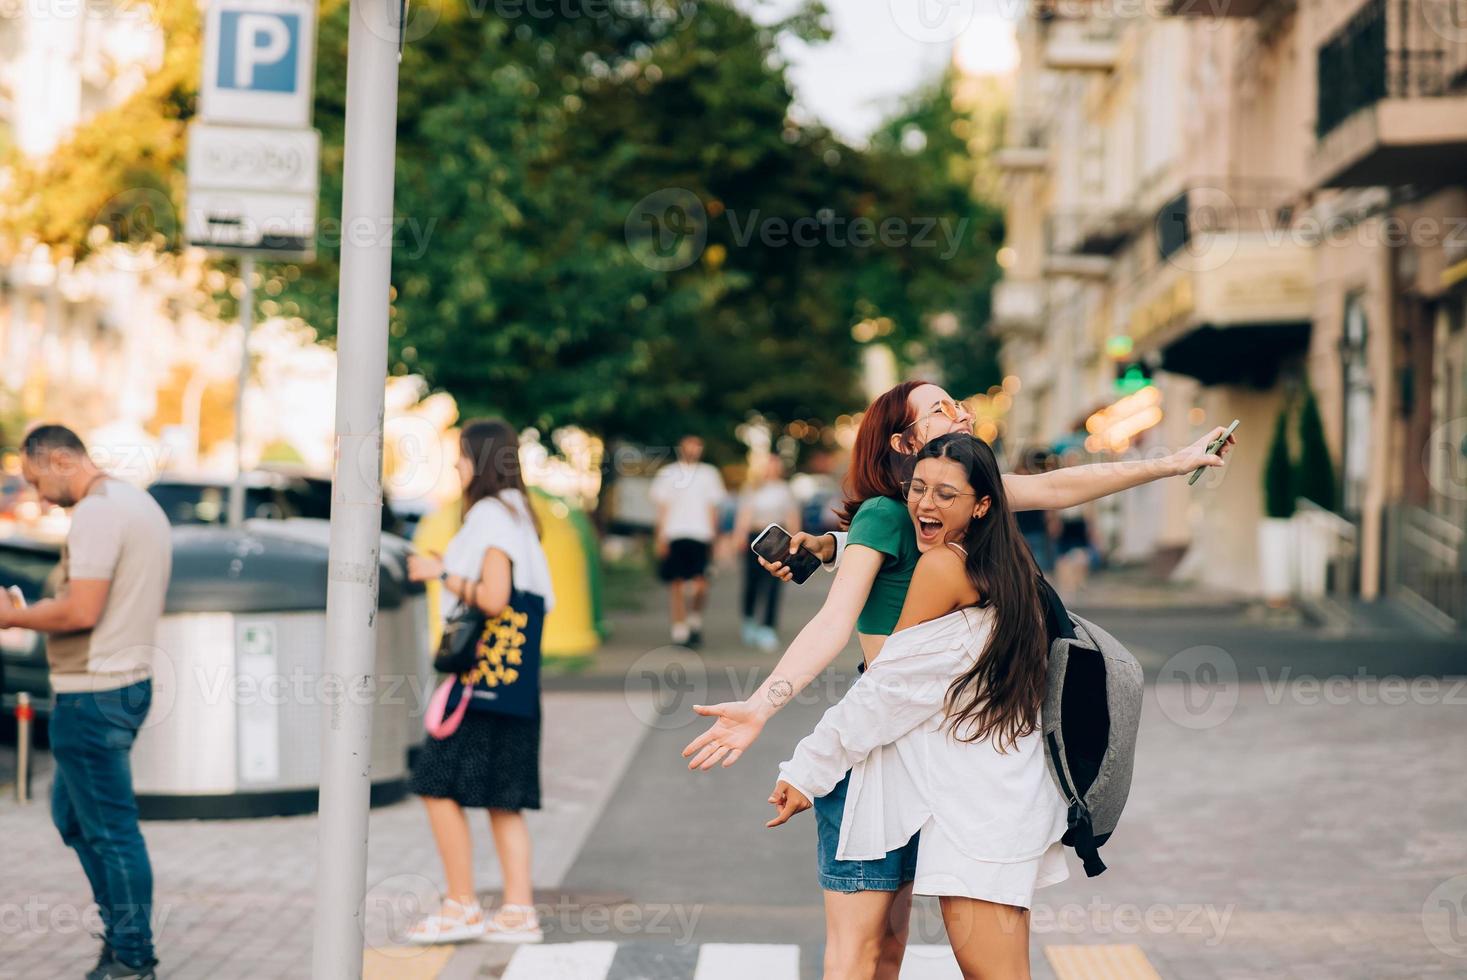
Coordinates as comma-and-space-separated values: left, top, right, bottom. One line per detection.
49, 680, 156, 967
814, 770, 920, 893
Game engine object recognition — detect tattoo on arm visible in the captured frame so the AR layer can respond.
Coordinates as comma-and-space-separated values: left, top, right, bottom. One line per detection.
766, 679, 794, 709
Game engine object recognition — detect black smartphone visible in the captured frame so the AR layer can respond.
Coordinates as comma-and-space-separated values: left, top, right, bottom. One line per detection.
751, 524, 822, 585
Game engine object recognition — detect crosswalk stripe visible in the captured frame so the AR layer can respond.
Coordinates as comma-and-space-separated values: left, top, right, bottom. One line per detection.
898, 944, 964, 979
502, 941, 619, 980
362, 945, 456, 980
691, 942, 800, 980
480, 940, 1164, 980
1045, 944, 1164, 980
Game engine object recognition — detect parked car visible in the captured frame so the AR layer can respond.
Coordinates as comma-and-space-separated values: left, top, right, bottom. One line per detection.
0, 537, 60, 717
148, 471, 405, 535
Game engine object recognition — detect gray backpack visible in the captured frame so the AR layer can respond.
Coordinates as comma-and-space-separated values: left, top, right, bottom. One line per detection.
1038, 581, 1144, 878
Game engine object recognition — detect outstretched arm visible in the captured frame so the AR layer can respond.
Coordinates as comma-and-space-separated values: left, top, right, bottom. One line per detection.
681, 545, 885, 770
1004, 426, 1237, 512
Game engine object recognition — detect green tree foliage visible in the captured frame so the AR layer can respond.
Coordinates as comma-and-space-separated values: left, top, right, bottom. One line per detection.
1264, 404, 1296, 519
3, 0, 1005, 457
864, 69, 1005, 398
1, 0, 200, 256
1295, 385, 1337, 511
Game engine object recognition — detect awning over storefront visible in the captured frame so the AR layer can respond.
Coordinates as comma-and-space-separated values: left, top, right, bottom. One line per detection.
1124, 232, 1315, 388
1159, 321, 1312, 387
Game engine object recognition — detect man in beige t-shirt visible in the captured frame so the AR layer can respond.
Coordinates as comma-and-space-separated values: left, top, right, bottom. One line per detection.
0, 425, 171, 978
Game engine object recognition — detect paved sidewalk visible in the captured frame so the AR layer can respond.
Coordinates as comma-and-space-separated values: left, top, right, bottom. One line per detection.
0, 691, 653, 980
4, 564, 1466, 979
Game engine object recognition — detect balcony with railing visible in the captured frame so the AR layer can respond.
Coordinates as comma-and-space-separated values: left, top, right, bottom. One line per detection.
995, 114, 1050, 172
1043, 16, 1124, 72
1048, 206, 1146, 257
1119, 179, 1314, 386
990, 279, 1047, 339
1311, 0, 1467, 187
1159, 0, 1275, 18
1042, 212, 1115, 279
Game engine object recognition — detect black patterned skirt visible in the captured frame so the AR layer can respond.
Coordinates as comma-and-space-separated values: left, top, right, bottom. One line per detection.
410, 708, 541, 810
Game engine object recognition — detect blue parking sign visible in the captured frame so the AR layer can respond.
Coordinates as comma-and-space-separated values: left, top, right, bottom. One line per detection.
218, 11, 300, 93
200, 0, 316, 128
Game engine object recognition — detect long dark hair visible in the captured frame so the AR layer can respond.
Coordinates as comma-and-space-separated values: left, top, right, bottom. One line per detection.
836, 379, 927, 529
459, 418, 540, 537
915, 433, 1046, 750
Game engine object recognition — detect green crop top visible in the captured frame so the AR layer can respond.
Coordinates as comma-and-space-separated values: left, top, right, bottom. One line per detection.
847, 495, 920, 636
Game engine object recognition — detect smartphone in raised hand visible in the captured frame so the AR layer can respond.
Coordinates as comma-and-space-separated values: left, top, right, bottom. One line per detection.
1188, 419, 1241, 486
750, 524, 822, 585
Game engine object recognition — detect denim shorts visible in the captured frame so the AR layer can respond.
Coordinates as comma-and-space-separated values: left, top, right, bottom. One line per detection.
814, 770, 920, 893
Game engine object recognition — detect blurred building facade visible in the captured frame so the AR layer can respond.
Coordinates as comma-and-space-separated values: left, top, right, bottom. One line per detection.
993, 0, 1467, 624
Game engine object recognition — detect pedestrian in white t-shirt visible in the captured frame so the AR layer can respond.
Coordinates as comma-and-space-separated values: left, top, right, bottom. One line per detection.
650, 434, 726, 647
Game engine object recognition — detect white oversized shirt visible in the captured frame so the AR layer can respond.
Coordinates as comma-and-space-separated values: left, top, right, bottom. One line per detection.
441, 491, 555, 618
779, 607, 1069, 863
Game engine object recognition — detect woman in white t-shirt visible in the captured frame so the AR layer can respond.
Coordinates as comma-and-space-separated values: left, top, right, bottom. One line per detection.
405, 419, 556, 946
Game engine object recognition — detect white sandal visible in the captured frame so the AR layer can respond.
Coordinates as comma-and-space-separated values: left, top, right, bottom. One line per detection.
480, 904, 543, 944
406, 898, 486, 945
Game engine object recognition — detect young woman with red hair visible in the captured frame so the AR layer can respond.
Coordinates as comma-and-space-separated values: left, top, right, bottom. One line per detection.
682, 379, 1234, 980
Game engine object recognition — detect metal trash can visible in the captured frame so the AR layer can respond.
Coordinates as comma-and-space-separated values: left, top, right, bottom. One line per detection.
131, 519, 429, 819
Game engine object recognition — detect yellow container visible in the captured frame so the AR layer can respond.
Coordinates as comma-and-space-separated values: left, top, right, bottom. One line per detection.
412, 494, 600, 657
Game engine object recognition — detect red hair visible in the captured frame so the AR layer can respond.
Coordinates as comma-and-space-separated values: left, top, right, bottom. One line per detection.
836, 379, 928, 529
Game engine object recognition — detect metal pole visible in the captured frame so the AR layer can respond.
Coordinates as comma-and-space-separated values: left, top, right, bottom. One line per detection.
311, 0, 398, 973
15, 692, 31, 804
227, 253, 255, 528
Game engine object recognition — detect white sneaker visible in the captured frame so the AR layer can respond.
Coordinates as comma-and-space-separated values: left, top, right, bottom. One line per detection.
480, 904, 543, 944
671, 622, 691, 645
406, 899, 485, 945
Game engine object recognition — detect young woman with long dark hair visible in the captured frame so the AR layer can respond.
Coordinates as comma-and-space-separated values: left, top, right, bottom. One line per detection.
768, 433, 1068, 979
405, 418, 555, 945
683, 380, 1233, 979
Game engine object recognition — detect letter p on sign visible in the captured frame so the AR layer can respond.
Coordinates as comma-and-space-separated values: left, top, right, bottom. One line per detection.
200, 0, 315, 128
220, 11, 299, 92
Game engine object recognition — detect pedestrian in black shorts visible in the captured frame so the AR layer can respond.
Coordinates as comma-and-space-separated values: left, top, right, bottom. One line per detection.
650, 435, 726, 647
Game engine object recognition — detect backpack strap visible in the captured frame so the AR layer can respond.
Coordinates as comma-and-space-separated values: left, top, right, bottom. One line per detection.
1038, 574, 1075, 643
1066, 802, 1108, 878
